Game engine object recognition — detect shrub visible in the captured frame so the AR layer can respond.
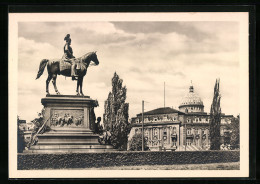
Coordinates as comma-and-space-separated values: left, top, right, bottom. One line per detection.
129, 133, 149, 151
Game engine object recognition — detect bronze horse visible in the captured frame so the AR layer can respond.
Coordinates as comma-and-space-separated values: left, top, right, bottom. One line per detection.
36, 52, 99, 96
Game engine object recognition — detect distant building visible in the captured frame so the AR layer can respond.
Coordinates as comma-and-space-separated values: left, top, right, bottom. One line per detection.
26, 122, 35, 131
18, 119, 27, 131
18, 120, 34, 148
129, 83, 234, 151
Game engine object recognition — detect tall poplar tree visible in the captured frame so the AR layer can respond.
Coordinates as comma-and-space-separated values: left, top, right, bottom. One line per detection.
230, 115, 240, 149
209, 79, 222, 150
103, 72, 130, 150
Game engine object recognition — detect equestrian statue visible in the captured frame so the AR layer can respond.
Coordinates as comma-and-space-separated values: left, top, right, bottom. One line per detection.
36, 34, 99, 96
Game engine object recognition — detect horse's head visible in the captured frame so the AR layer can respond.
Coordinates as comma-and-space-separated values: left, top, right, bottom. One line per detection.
91, 51, 99, 65
82, 51, 99, 66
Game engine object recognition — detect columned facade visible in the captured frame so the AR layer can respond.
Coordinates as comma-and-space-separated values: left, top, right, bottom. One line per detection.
128, 83, 234, 151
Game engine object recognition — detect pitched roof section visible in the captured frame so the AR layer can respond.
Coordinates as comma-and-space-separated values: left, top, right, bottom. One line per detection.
136, 107, 185, 116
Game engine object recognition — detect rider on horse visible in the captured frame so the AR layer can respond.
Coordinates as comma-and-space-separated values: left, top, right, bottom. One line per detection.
64, 34, 77, 80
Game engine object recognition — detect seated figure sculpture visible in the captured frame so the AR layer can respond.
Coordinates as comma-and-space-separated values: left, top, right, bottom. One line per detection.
98, 126, 111, 145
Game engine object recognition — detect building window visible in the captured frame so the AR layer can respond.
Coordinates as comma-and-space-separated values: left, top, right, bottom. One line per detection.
163, 128, 167, 136
163, 116, 167, 121
220, 128, 223, 136
195, 138, 199, 145
144, 128, 148, 135
154, 128, 158, 135
172, 139, 177, 147
172, 127, 177, 134
186, 139, 191, 146
187, 128, 191, 135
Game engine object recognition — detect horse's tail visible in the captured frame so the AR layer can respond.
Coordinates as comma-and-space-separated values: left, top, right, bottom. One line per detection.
36, 59, 48, 80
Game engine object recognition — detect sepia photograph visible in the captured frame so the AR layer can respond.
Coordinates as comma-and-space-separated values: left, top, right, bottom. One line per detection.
9, 12, 249, 178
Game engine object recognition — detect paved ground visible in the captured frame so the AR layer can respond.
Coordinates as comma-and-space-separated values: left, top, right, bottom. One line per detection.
73, 162, 240, 170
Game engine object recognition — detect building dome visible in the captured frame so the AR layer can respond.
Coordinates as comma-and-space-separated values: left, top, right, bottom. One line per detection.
179, 84, 204, 113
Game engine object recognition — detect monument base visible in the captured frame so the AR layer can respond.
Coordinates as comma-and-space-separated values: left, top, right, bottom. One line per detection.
25, 95, 116, 153
25, 128, 115, 153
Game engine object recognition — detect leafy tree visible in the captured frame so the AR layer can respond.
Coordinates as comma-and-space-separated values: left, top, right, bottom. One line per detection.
129, 133, 149, 151
209, 79, 222, 150
230, 115, 240, 149
103, 72, 130, 150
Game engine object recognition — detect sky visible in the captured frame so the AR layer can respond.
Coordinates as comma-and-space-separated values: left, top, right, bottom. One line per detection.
17, 21, 240, 122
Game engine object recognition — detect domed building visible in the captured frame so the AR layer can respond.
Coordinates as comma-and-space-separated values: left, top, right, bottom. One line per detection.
129, 82, 236, 151
179, 84, 204, 113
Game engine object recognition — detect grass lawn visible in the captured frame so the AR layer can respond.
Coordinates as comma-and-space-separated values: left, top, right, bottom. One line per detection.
79, 162, 240, 170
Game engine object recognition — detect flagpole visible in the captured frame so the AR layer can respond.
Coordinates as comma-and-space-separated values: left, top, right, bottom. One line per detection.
142, 100, 144, 151
164, 82, 165, 108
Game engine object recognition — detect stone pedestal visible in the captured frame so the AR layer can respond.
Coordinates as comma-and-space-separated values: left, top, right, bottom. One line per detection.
26, 95, 115, 153
41, 95, 97, 129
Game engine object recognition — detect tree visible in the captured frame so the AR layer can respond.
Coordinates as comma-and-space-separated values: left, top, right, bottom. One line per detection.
209, 79, 222, 150
129, 133, 149, 151
103, 72, 130, 150
17, 116, 25, 153
230, 115, 240, 149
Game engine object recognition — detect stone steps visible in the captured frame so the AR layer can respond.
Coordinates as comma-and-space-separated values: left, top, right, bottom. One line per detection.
37, 141, 100, 145
30, 144, 114, 150
37, 137, 100, 145
24, 148, 117, 153
47, 128, 94, 134
37, 129, 101, 145
38, 133, 99, 136
45, 132, 95, 134
50, 127, 93, 131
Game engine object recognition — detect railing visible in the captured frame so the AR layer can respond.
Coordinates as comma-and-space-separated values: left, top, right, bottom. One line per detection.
186, 134, 194, 138
171, 133, 177, 139
27, 115, 52, 148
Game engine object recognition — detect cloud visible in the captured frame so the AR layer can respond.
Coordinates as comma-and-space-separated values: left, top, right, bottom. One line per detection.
19, 22, 135, 48
17, 21, 240, 121
112, 22, 210, 41
18, 37, 62, 72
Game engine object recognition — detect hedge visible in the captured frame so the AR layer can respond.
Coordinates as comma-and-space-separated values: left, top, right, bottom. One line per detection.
18, 150, 239, 170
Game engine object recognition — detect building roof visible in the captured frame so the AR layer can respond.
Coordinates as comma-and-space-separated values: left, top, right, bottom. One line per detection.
136, 107, 185, 116
179, 85, 204, 108
185, 112, 209, 116
131, 121, 181, 127
18, 120, 26, 124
